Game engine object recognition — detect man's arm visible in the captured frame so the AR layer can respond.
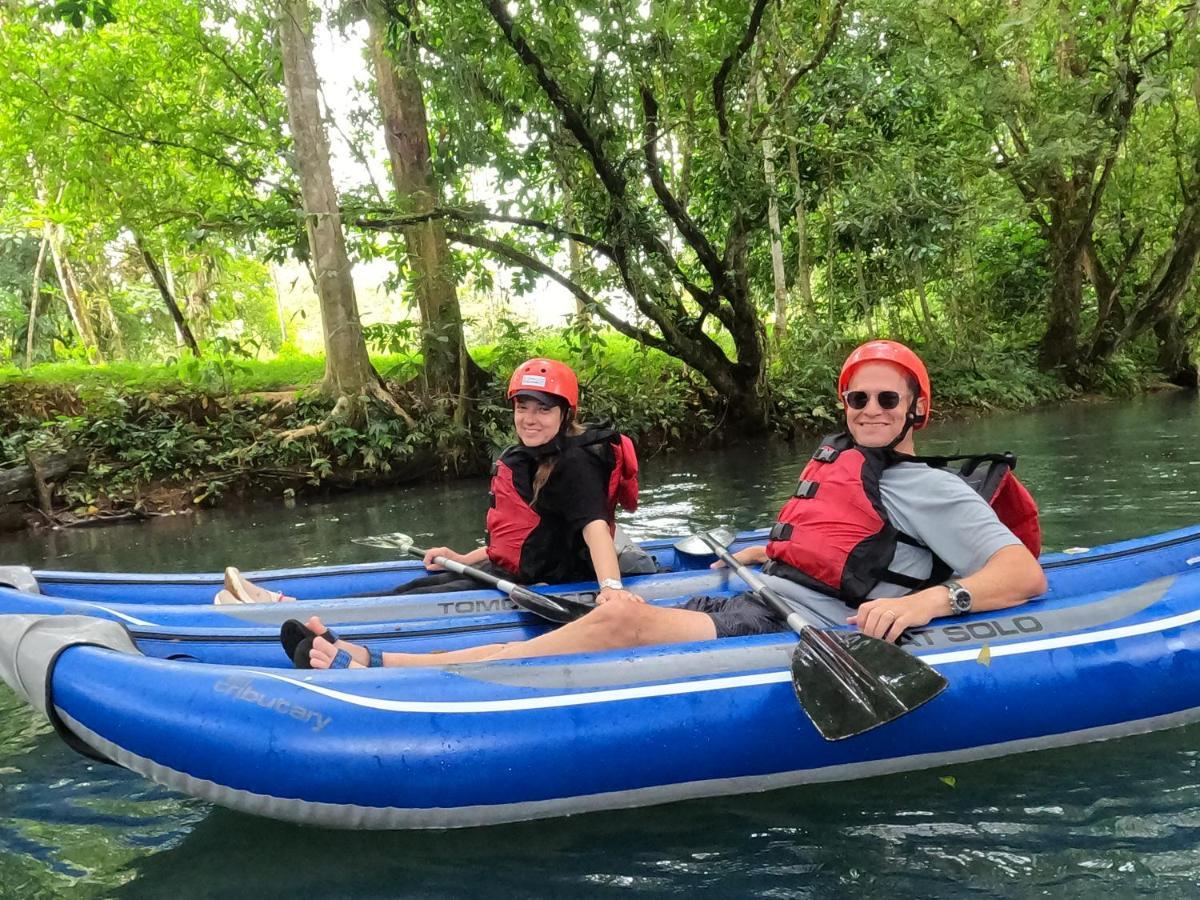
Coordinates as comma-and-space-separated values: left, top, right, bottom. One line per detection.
849, 544, 1047, 643
710, 545, 768, 568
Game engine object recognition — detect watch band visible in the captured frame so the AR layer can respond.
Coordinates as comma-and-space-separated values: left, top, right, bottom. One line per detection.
599, 578, 624, 591
945, 580, 972, 615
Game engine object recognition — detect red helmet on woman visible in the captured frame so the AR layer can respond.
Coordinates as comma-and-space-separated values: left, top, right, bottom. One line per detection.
837, 340, 932, 428
507, 358, 579, 414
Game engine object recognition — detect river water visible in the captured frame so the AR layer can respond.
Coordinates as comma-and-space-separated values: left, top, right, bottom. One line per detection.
2, 393, 1200, 897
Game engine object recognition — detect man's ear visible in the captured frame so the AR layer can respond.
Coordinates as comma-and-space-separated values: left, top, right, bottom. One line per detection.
915, 397, 927, 418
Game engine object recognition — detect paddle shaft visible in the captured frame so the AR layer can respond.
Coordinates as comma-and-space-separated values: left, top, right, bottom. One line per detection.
403, 543, 591, 623
697, 535, 821, 636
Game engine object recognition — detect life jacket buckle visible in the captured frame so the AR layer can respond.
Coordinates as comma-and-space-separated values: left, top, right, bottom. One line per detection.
812, 444, 840, 463
793, 480, 819, 499
769, 522, 794, 541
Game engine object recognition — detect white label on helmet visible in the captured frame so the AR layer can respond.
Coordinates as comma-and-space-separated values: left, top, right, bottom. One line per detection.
521, 374, 547, 387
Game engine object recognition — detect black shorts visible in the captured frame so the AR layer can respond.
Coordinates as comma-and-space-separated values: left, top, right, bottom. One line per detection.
359, 563, 518, 597
677, 591, 787, 638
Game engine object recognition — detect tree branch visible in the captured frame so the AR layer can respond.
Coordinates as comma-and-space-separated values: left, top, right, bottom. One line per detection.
354, 206, 615, 257
751, 0, 846, 142
713, 0, 771, 141
480, 0, 627, 198
17, 72, 266, 189
639, 86, 730, 306
445, 228, 670, 351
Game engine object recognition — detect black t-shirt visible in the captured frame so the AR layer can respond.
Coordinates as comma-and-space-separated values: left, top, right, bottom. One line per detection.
504, 441, 613, 583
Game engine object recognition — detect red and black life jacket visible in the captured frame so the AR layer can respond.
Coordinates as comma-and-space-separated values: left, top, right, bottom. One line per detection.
764, 432, 1041, 604
485, 428, 639, 575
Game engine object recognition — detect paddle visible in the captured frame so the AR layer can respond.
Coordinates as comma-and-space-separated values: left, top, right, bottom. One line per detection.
694, 531, 948, 741
351, 533, 594, 625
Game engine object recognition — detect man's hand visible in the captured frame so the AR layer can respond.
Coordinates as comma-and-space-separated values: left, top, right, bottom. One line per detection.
710, 545, 768, 569
848, 590, 944, 642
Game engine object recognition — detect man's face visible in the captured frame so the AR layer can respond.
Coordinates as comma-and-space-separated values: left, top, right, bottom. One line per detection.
843, 361, 922, 449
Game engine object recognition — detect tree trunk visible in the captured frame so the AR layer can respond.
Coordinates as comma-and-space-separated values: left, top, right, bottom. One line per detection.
754, 70, 788, 346
1037, 201, 1086, 374
853, 243, 875, 335
563, 180, 588, 321
279, 0, 381, 402
1110, 199, 1200, 358
46, 226, 103, 364
136, 235, 200, 355
366, 2, 481, 400
910, 255, 936, 341
24, 233, 49, 367
0, 449, 87, 503
788, 142, 815, 322
825, 182, 837, 323
94, 292, 126, 358
270, 265, 289, 343
185, 255, 217, 344
1155, 312, 1198, 388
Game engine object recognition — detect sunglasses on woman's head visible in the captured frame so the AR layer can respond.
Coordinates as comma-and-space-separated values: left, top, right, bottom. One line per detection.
842, 390, 903, 410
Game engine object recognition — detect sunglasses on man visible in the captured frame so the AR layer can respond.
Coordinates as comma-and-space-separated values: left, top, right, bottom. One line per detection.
842, 390, 905, 411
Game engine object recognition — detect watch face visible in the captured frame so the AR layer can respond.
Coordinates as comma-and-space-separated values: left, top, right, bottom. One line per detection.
951, 587, 972, 614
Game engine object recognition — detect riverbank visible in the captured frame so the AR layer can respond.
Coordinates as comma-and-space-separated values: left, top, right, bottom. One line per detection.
0, 333, 1162, 533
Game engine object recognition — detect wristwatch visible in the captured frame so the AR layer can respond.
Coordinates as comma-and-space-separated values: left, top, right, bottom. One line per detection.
599, 578, 624, 592
945, 580, 972, 616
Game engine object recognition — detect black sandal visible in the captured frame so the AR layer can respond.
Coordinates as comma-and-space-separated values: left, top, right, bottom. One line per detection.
280, 619, 339, 668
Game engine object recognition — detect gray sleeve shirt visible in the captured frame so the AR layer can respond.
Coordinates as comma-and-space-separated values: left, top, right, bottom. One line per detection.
763, 460, 1024, 615
870, 462, 1022, 598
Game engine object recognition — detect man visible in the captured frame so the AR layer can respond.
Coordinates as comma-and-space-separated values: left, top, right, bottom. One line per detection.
296, 341, 1047, 668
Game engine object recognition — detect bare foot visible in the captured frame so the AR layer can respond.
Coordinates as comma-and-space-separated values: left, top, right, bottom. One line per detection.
225, 567, 294, 603
309, 634, 367, 669
305, 616, 370, 667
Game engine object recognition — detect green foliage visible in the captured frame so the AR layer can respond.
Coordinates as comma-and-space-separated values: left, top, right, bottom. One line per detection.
0, 0, 1196, 432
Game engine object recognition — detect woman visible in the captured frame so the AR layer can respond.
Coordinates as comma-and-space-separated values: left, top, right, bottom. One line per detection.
219, 358, 647, 610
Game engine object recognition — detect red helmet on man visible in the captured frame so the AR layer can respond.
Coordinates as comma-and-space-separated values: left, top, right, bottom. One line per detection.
838, 340, 932, 428
507, 358, 579, 414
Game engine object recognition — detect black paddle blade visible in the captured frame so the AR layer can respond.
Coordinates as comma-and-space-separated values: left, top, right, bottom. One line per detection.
790, 627, 948, 741
510, 586, 595, 624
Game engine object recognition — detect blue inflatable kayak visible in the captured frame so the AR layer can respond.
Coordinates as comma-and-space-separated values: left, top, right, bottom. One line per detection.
1, 523, 1199, 652
1, 525, 1200, 829
0, 530, 766, 605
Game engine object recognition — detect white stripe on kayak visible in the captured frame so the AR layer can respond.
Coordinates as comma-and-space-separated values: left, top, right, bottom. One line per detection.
252, 668, 793, 713
923, 604, 1200, 665
247, 603, 1200, 715
88, 605, 157, 627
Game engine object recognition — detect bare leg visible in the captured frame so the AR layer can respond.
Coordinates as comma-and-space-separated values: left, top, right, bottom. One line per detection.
474, 599, 716, 661
308, 635, 511, 669
304, 600, 718, 669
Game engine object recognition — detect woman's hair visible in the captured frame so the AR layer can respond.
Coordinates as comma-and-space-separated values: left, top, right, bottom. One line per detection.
531, 418, 586, 505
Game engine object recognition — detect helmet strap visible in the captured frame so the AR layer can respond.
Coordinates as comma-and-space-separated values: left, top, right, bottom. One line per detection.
885, 397, 921, 450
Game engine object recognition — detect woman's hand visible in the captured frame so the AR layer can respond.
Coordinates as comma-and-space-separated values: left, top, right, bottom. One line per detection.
596, 586, 645, 605
422, 546, 463, 571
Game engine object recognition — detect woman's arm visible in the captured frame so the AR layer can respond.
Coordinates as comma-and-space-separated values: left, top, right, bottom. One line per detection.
423, 545, 490, 571
581, 519, 645, 603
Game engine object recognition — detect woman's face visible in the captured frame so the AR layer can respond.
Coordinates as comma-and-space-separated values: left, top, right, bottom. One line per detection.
514, 398, 565, 447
